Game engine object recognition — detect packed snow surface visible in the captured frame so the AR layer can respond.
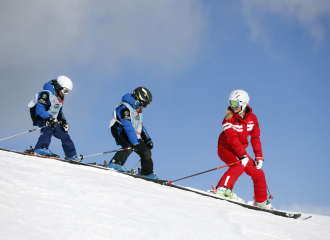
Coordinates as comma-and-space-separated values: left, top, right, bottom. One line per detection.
0, 151, 329, 240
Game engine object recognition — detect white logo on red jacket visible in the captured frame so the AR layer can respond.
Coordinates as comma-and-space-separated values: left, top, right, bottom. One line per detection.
223, 122, 254, 132
247, 124, 254, 131
223, 123, 243, 132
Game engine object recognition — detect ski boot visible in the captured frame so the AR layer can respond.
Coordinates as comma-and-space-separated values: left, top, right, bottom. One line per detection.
108, 161, 128, 172
141, 172, 159, 180
137, 168, 159, 179
254, 198, 276, 210
216, 186, 244, 202
30, 147, 60, 158
65, 154, 82, 162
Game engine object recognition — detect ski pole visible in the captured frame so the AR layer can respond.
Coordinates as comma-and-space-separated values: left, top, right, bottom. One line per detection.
267, 185, 274, 199
80, 147, 132, 160
0, 126, 48, 142
169, 161, 239, 185
130, 160, 141, 174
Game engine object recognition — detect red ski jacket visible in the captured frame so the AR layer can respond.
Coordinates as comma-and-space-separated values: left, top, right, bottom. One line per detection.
218, 106, 263, 159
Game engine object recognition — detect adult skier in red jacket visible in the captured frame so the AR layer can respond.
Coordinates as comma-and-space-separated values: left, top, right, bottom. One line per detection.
216, 90, 275, 210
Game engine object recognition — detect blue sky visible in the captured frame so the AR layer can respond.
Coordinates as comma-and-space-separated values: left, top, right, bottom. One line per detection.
0, 0, 329, 215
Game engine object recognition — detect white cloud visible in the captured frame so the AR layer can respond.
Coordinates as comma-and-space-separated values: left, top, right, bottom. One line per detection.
241, 0, 330, 43
0, 0, 86, 67
0, 0, 207, 75
0, 0, 208, 132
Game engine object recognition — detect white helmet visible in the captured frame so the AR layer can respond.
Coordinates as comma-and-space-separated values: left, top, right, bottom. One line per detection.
56, 76, 73, 94
228, 90, 250, 114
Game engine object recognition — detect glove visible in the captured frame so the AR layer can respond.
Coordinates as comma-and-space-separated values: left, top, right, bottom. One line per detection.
255, 157, 264, 169
61, 121, 70, 132
45, 117, 57, 128
240, 155, 249, 167
146, 139, 153, 149
132, 143, 141, 151
147, 142, 153, 149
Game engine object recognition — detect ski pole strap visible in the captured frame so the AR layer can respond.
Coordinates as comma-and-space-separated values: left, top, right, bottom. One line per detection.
170, 162, 238, 183
0, 126, 47, 142
80, 147, 132, 160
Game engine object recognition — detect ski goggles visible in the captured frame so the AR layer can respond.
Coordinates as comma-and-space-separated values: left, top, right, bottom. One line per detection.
61, 87, 71, 95
140, 100, 149, 107
229, 100, 241, 107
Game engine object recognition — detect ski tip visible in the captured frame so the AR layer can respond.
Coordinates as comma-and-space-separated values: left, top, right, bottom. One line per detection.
169, 180, 172, 185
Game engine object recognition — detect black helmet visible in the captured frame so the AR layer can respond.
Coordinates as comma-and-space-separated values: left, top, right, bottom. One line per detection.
133, 87, 152, 107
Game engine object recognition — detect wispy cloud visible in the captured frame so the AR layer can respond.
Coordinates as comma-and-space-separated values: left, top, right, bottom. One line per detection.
241, 0, 330, 44
0, 0, 208, 76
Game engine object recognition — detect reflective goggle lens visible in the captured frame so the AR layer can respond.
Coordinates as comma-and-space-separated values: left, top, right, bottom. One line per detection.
141, 101, 148, 107
61, 88, 71, 95
229, 100, 240, 107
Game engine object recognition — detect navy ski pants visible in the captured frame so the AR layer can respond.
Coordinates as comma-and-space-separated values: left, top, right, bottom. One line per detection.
34, 120, 77, 158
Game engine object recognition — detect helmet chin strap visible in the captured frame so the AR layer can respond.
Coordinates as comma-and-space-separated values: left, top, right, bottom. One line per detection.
238, 107, 243, 114
56, 89, 64, 100
238, 105, 246, 116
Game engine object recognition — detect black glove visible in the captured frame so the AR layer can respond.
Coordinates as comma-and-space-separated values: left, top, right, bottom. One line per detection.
61, 121, 70, 132
45, 117, 57, 128
146, 139, 153, 149
132, 143, 141, 151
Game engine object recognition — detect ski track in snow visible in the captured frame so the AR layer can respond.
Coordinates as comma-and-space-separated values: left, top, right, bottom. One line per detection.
0, 151, 330, 240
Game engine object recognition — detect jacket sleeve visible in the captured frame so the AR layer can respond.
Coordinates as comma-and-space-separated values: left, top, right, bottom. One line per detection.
222, 119, 247, 158
250, 115, 263, 158
116, 105, 139, 145
35, 92, 51, 120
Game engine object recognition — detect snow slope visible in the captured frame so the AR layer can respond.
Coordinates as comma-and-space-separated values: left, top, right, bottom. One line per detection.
0, 151, 329, 240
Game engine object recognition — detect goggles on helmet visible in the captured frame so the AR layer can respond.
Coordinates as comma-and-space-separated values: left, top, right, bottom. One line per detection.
229, 100, 241, 107
140, 100, 149, 107
61, 87, 71, 95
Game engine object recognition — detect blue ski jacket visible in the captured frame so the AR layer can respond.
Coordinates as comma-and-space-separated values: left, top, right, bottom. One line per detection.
35, 80, 66, 121
113, 93, 151, 145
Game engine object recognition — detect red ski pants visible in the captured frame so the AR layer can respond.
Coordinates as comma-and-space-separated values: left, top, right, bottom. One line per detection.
216, 146, 268, 203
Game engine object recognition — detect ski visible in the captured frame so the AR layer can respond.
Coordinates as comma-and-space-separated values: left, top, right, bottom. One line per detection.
167, 182, 310, 220
0, 147, 109, 171
0, 147, 168, 184
121, 171, 168, 185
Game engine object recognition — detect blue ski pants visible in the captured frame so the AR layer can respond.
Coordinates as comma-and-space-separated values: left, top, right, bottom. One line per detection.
34, 120, 77, 158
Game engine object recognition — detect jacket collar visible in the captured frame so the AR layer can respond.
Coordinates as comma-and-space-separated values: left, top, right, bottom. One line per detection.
233, 105, 252, 121
122, 93, 141, 110
43, 80, 64, 100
